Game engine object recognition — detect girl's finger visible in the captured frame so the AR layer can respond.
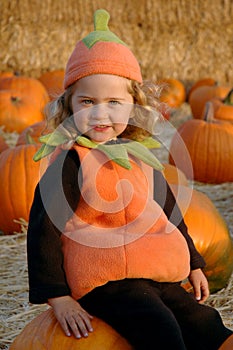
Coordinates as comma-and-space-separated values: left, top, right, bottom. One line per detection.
73, 314, 89, 337
59, 318, 72, 337
66, 315, 83, 338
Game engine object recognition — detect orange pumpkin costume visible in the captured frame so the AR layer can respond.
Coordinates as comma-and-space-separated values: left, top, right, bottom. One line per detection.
61, 144, 190, 299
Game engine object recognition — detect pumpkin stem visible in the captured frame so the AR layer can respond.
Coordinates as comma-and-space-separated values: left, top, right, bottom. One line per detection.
13, 71, 21, 76
10, 96, 21, 104
203, 101, 215, 123
25, 131, 36, 145
223, 88, 233, 105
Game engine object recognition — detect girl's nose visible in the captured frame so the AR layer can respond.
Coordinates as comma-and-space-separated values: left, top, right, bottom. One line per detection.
91, 103, 108, 120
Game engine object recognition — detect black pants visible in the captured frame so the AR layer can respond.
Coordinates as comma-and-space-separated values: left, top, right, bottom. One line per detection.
79, 279, 232, 350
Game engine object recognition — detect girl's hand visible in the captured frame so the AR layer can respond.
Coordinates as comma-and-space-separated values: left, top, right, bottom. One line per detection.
48, 295, 94, 338
188, 268, 209, 303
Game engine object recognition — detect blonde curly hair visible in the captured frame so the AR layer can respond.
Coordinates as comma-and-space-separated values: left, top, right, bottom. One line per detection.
44, 79, 164, 142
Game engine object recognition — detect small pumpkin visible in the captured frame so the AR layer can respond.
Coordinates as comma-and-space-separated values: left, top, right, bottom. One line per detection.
16, 121, 53, 146
170, 185, 233, 293
0, 90, 46, 133
0, 144, 48, 234
10, 308, 132, 350
38, 69, 65, 100
188, 84, 231, 119
187, 77, 216, 101
0, 74, 49, 110
157, 78, 186, 108
0, 71, 15, 79
208, 88, 233, 123
169, 102, 233, 183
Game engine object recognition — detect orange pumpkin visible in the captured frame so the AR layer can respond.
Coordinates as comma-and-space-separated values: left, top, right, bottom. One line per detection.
0, 90, 46, 133
0, 71, 15, 79
162, 163, 189, 186
0, 144, 48, 234
10, 308, 132, 350
38, 69, 65, 100
188, 84, 231, 119
170, 185, 233, 293
158, 78, 186, 108
208, 88, 233, 123
16, 121, 53, 146
169, 103, 233, 183
187, 77, 216, 100
0, 74, 49, 110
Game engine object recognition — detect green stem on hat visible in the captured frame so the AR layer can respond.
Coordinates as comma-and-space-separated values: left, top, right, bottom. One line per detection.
82, 9, 126, 48
94, 9, 110, 31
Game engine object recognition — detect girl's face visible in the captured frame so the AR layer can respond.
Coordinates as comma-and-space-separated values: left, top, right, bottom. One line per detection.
71, 74, 134, 143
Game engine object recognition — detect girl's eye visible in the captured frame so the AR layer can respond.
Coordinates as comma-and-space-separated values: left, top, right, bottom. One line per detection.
109, 100, 120, 105
82, 99, 93, 105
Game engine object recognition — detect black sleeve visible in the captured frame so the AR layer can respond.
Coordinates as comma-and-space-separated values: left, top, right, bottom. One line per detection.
27, 149, 82, 304
153, 169, 206, 270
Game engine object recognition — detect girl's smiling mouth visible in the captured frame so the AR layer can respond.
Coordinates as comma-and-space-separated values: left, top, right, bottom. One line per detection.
93, 125, 111, 132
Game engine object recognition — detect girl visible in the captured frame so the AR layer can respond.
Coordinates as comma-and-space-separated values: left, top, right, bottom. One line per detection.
27, 9, 233, 350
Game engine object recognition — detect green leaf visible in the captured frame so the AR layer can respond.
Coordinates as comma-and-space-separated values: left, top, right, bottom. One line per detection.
97, 143, 132, 169
33, 144, 55, 162
76, 135, 98, 149
124, 141, 164, 171
39, 131, 68, 146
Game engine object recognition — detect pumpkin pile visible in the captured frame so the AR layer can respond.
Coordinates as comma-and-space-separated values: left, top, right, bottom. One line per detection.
164, 77, 233, 292
162, 166, 233, 294
0, 70, 62, 234
168, 78, 233, 184
165, 77, 233, 290
0, 143, 48, 234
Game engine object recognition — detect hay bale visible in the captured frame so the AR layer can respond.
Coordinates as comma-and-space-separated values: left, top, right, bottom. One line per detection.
0, 0, 233, 86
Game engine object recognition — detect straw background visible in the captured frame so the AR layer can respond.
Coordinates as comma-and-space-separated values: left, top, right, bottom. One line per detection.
1, 0, 233, 88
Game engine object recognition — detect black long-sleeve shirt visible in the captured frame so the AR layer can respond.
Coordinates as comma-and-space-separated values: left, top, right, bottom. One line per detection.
27, 149, 205, 304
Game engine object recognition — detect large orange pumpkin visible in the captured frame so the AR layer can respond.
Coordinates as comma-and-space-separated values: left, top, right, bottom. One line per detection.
38, 69, 65, 100
188, 84, 231, 119
0, 144, 48, 234
0, 90, 46, 133
158, 78, 186, 108
0, 75, 49, 109
10, 308, 132, 350
170, 185, 233, 293
169, 103, 233, 183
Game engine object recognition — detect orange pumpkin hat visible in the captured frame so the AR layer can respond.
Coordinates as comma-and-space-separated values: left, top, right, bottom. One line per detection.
64, 9, 142, 89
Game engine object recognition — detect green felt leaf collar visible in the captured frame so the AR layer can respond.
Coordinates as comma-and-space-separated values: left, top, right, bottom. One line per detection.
33, 132, 164, 171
